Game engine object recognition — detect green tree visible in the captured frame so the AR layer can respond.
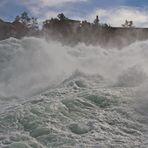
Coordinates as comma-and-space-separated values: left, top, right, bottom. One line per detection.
29, 17, 39, 30
94, 15, 99, 26
57, 13, 67, 21
14, 12, 39, 31
14, 15, 20, 22
20, 12, 31, 26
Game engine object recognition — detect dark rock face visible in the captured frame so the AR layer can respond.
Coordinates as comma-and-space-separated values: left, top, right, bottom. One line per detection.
42, 18, 148, 48
0, 19, 28, 40
1, 17, 148, 48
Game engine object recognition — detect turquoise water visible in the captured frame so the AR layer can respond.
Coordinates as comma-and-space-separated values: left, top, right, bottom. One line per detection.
0, 38, 148, 147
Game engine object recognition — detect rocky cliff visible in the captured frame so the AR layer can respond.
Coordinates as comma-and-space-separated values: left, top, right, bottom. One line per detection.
0, 19, 28, 40
1, 18, 148, 48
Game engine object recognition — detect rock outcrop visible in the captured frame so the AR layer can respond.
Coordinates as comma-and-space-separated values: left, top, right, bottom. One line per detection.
0, 19, 28, 40
1, 15, 148, 48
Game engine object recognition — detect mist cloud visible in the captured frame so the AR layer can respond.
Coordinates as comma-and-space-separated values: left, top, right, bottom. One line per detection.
89, 7, 148, 27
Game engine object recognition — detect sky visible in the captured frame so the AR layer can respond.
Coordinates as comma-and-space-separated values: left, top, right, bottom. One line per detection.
1, 0, 148, 27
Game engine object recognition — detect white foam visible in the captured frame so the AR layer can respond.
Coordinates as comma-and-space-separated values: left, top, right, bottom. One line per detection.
0, 37, 148, 98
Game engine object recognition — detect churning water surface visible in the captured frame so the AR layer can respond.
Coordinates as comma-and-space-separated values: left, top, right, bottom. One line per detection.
0, 37, 148, 147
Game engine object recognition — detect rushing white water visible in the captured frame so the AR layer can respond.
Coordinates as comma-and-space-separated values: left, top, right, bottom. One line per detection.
0, 37, 148, 147
0, 37, 148, 98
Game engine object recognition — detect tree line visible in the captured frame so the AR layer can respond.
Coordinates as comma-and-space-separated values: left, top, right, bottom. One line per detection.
13, 11, 134, 32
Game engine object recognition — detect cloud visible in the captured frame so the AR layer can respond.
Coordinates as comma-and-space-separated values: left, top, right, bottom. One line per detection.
41, 0, 88, 7
16, 0, 89, 22
14, 1, 148, 28
88, 7, 148, 27
19, 0, 88, 7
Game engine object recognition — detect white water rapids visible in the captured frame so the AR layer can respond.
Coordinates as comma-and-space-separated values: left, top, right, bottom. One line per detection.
0, 37, 148, 147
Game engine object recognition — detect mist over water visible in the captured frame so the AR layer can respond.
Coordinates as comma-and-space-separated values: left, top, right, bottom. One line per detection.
0, 37, 76, 97
1, 37, 148, 147
0, 37, 148, 97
